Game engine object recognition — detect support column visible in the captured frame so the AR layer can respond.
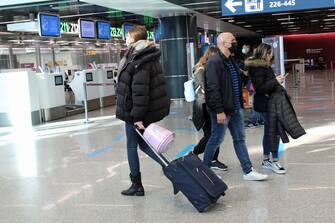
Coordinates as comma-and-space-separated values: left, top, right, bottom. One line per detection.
8, 45, 14, 69
35, 43, 41, 70
51, 46, 56, 68
160, 15, 197, 99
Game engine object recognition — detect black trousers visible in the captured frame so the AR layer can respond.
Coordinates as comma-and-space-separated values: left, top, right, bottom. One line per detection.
193, 104, 220, 161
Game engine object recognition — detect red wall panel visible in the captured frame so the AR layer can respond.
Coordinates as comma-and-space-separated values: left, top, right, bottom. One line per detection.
284, 32, 335, 67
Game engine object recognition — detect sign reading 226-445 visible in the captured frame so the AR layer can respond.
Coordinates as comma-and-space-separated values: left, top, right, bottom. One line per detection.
222, 0, 335, 16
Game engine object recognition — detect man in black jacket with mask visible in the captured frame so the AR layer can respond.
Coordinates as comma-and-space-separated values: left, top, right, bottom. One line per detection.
203, 32, 268, 181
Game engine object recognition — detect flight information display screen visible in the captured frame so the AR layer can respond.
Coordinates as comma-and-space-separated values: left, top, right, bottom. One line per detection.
38, 13, 60, 37
79, 19, 96, 39
97, 21, 111, 40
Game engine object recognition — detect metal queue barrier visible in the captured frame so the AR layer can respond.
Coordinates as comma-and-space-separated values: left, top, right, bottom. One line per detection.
70, 69, 117, 123
285, 59, 305, 87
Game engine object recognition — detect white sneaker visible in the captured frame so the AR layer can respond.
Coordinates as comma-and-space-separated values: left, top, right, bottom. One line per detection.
262, 160, 286, 174
243, 169, 268, 181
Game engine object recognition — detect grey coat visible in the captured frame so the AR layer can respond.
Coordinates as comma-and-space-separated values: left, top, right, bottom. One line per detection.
192, 67, 206, 130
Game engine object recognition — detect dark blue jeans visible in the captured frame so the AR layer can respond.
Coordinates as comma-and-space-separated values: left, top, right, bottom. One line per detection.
249, 109, 261, 124
125, 122, 165, 177
259, 112, 279, 160
203, 109, 253, 174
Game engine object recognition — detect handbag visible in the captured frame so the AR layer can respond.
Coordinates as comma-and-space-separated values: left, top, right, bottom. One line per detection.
184, 79, 196, 102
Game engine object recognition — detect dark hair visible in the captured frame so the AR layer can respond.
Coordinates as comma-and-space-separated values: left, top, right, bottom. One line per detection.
195, 46, 218, 69
252, 43, 273, 60
128, 26, 148, 42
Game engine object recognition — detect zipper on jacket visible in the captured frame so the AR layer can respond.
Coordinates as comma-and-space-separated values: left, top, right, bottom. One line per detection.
119, 58, 135, 75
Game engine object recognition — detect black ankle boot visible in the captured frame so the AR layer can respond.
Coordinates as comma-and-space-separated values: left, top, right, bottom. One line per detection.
121, 173, 145, 196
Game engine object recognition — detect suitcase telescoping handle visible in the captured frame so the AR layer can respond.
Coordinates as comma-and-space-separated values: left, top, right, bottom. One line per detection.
135, 127, 170, 167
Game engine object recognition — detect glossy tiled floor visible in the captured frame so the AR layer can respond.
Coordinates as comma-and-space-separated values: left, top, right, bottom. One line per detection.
1, 70, 335, 223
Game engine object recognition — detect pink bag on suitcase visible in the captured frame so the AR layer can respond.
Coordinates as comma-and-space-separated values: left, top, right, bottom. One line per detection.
143, 123, 175, 154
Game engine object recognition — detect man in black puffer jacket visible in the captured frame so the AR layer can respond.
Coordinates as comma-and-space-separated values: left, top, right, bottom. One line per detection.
116, 26, 170, 196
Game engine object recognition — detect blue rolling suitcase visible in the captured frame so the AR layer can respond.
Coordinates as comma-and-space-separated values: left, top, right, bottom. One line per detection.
136, 129, 228, 212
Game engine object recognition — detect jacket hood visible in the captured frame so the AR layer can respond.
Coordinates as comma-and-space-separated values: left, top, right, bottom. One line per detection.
133, 44, 160, 67
245, 58, 271, 68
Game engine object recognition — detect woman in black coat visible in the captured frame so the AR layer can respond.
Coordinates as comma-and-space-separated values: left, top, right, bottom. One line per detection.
116, 26, 170, 196
245, 43, 287, 174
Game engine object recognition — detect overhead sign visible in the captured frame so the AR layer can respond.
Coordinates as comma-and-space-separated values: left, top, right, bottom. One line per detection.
222, 0, 335, 16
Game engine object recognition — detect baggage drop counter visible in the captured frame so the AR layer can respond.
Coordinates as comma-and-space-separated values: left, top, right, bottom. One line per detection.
70, 70, 100, 111
0, 70, 41, 127
36, 73, 66, 122
97, 69, 117, 107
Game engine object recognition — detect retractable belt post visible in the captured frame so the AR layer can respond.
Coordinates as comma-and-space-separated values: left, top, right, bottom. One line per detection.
83, 82, 93, 124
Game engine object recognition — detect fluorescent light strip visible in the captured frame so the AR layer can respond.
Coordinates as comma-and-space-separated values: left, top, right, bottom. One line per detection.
272, 12, 293, 16
277, 18, 295, 21
281, 21, 295, 25
0, 19, 30, 25
182, 1, 218, 6
235, 21, 246, 24
324, 18, 335, 21
327, 14, 335, 17
310, 20, 319, 22
244, 25, 252, 28
303, 10, 321, 13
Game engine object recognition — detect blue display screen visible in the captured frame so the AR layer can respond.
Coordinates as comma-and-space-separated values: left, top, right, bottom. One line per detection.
39, 14, 60, 37
213, 35, 218, 45
154, 25, 161, 42
97, 21, 111, 40
199, 35, 205, 45
80, 19, 96, 39
123, 23, 134, 40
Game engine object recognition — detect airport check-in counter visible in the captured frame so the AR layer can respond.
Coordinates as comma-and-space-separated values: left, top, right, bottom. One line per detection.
96, 69, 117, 107
0, 70, 41, 127
36, 73, 66, 122
70, 69, 100, 111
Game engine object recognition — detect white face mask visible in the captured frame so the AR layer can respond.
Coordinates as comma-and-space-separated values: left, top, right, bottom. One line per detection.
242, 47, 249, 54
126, 38, 132, 47
126, 33, 134, 47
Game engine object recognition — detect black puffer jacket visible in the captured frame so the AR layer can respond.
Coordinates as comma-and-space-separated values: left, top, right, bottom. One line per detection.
116, 44, 170, 126
268, 90, 306, 151
245, 59, 279, 112
246, 58, 305, 151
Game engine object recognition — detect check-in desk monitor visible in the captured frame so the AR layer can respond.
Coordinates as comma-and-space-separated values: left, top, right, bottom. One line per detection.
107, 70, 113, 79
54, 75, 63, 86
86, 72, 93, 82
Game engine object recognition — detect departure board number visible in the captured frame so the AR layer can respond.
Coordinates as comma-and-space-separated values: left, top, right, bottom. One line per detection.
270, 0, 296, 8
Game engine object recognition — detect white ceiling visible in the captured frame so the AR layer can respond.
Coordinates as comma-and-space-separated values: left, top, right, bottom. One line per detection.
82, 0, 258, 36
0, 0, 46, 7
